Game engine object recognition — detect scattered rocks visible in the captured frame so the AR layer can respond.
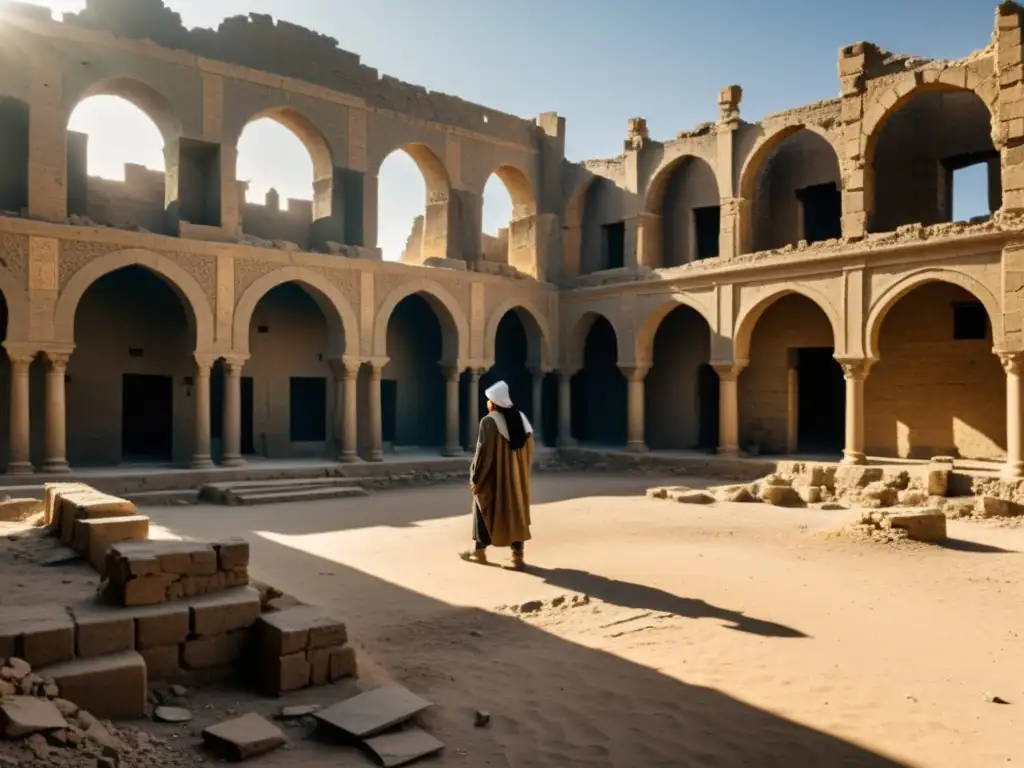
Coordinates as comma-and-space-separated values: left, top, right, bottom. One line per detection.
474, 710, 491, 727
842, 508, 947, 544
277, 705, 321, 720
202, 713, 286, 761
759, 484, 803, 507
984, 693, 1009, 705
0, 697, 67, 738
153, 706, 192, 724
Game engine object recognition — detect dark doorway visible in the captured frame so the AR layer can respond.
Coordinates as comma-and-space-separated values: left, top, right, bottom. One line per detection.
796, 347, 844, 453
289, 377, 326, 442
694, 206, 721, 260
122, 373, 173, 462
696, 364, 720, 450
798, 183, 842, 244
241, 376, 255, 455
571, 317, 626, 445
381, 379, 398, 445
602, 221, 625, 270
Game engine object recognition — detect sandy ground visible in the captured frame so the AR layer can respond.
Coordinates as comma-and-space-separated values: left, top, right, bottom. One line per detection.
2, 473, 1022, 767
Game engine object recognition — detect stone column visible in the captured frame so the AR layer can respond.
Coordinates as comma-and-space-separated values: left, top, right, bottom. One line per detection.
221, 355, 248, 467
786, 358, 799, 454
367, 359, 387, 462
41, 350, 71, 473
441, 365, 462, 457
712, 363, 745, 457
5, 347, 35, 475
191, 354, 215, 469
466, 368, 483, 449
838, 359, 872, 465
619, 364, 650, 453
327, 359, 346, 459
1000, 352, 1024, 479
341, 358, 361, 463
556, 369, 577, 447
528, 366, 545, 445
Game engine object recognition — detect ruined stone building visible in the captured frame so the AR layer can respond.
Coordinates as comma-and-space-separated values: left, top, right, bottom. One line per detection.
0, 0, 1022, 479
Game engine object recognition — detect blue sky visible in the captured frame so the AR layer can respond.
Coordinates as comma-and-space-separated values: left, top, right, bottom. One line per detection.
36, 0, 996, 258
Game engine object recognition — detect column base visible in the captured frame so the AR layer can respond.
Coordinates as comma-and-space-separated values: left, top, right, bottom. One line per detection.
6, 462, 34, 476
556, 437, 578, 448
339, 452, 362, 464
841, 450, 867, 465
221, 455, 247, 468
999, 460, 1024, 480
442, 446, 465, 458
626, 440, 649, 453
716, 446, 740, 458
41, 458, 71, 473
190, 455, 214, 469
369, 450, 384, 463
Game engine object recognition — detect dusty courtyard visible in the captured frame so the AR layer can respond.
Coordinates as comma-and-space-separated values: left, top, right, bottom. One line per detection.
88, 472, 1017, 767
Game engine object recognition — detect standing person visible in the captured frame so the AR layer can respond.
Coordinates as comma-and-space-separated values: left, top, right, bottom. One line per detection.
460, 380, 534, 571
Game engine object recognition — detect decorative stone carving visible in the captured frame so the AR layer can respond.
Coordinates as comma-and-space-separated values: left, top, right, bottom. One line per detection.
29, 237, 58, 291
428, 191, 450, 205
311, 265, 361, 316
175, 251, 217, 305
57, 240, 110, 290
838, 358, 873, 380
1000, 351, 1024, 376
0, 234, 29, 284
233, 256, 281, 298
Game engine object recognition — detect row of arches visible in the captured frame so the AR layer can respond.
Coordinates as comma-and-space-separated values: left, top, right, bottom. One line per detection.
569, 274, 1006, 463
0, 260, 555, 470
574, 84, 998, 272
0, 81, 538, 267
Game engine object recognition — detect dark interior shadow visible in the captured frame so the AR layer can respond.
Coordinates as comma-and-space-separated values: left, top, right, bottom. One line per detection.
148, 513, 911, 767
935, 538, 1017, 554
529, 566, 808, 639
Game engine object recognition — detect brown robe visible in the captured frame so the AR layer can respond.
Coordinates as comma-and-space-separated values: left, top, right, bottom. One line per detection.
470, 412, 534, 547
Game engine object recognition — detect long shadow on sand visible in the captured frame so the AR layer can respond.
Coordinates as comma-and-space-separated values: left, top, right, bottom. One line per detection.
149, 522, 909, 766
529, 566, 807, 638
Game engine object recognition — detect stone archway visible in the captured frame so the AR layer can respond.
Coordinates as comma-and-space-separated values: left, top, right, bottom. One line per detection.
568, 312, 626, 446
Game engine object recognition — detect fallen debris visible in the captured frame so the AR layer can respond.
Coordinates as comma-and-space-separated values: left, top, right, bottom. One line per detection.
202, 712, 286, 761
364, 726, 445, 767
314, 687, 433, 739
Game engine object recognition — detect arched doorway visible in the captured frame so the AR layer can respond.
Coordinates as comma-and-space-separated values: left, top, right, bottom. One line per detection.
571, 315, 626, 445
867, 281, 1004, 459
646, 156, 721, 267
69, 266, 196, 466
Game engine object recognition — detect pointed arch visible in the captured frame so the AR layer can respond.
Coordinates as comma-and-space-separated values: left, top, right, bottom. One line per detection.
485, 298, 552, 368
373, 277, 468, 363
66, 76, 184, 145
734, 284, 842, 362
635, 293, 715, 365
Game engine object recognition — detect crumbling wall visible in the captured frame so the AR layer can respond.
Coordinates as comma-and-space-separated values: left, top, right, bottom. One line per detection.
85, 164, 167, 233
58, 0, 537, 146
482, 228, 509, 263
659, 156, 719, 266
241, 190, 313, 252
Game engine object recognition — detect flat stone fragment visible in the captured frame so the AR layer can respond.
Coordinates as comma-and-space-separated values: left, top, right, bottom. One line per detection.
314, 686, 433, 739
364, 727, 445, 767
0, 696, 67, 737
153, 706, 192, 723
202, 713, 286, 760
277, 704, 320, 719
886, 509, 947, 542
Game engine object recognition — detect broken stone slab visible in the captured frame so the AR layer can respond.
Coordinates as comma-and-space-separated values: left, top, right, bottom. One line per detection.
758, 485, 803, 507
314, 686, 433, 739
711, 484, 756, 503
884, 509, 947, 543
257, 605, 348, 657
364, 727, 445, 767
153, 706, 192, 724
667, 489, 715, 505
202, 713, 286, 761
0, 498, 44, 523
796, 485, 821, 504
276, 704, 321, 720
976, 495, 1024, 518
0, 696, 67, 738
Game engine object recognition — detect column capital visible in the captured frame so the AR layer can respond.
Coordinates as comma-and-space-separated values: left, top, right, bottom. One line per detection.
439, 362, 461, 382
3, 344, 37, 367
711, 360, 747, 381
997, 349, 1024, 375
466, 366, 487, 379
43, 348, 74, 370
835, 357, 874, 380
527, 365, 553, 378
618, 363, 651, 382
194, 352, 218, 371
366, 356, 389, 378
223, 354, 249, 372
557, 366, 580, 379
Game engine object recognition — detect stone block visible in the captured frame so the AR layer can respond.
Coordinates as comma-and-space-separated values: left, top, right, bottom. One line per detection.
213, 538, 250, 570
133, 603, 190, 649
0, 696, 67, 737
75, 515, 150, 574
70, 607, 134, 659
885, 509, 947, 543
0, 604, 75, 668
834, 465, 883, 488
328, 645, 357, 682
138, 645, 181, 684
44, 483, 88, 528
59, 492, 135, 545
0, 498, 44, 523
115, 573, 178, 608
977, 495, 1024, 517
926, 464, 950, 497
190, 587, 261, 638
307, 648, 330, 686
182, 631, 247, 670
260, 653, 311, 695
759, 485, 803, 507
202, 713, 286, 761
42, 651, 147, 720
257, 606, 348, 657
797, 485, 821, 504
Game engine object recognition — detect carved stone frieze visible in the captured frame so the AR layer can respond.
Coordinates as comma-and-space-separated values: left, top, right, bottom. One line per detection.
57, 240, 110, 290
233, 256, 282, 298
311, 265, 361, 316
175, 251, 217, 306
0, 234, 29, 286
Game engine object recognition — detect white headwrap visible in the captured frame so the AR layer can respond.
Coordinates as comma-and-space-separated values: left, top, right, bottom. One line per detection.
483, 380, 533, 440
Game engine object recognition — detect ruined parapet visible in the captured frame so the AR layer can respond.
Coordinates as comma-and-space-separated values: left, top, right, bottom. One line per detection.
996, 3, 1024, 209
718, 85, 743, 127
624, 118, 649, 152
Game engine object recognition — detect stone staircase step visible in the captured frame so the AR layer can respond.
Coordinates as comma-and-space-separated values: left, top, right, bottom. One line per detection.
39, 650, 147, 720
230, 486, 368, 506
199, 477, 364, 505
123, 489, 200, 506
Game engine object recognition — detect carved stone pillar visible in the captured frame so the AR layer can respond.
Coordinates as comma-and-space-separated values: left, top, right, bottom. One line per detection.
191, 354, 215, 469
5, 346, 35, 475
466, 368, 484, 449
42, 350, 71, 473
838, 358, 873, 465
619, 364, 650, 453
221, 355, 248, 467
528, 366, 545, 445
556, 369, 577, 448
713, 362, 746, 457
341, 358, 360, 462
441, 365, 462, 457
1000, 351, 1024, 479
367, 359, 387, 462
